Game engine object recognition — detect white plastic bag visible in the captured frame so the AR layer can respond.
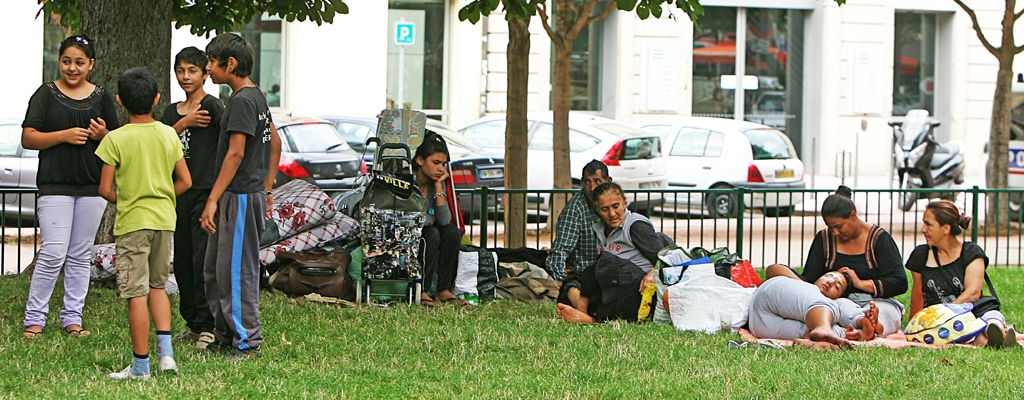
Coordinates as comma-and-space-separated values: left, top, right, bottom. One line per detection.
666, 275, 755, 333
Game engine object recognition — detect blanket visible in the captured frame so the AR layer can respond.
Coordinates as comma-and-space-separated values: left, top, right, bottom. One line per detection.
737, 328, 1024, 349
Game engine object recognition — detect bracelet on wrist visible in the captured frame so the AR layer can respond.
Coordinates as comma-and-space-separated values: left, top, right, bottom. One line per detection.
434, 192, 446, 200
266, 190, 273, 196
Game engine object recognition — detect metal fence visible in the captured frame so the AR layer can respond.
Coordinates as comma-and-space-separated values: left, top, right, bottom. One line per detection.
3, 186, 1023, 275
458, 186, 1024, 269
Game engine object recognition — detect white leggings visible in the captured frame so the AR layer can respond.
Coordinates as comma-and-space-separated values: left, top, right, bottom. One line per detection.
23, 195, 106, 329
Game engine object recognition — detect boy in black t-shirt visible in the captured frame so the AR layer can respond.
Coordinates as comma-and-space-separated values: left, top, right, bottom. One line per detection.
158, 46, 223, 350
199, 33, 281, 361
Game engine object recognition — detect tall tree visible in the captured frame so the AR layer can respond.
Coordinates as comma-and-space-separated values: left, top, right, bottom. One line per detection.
952, 0, 1024, 230
38, 0, 348, 243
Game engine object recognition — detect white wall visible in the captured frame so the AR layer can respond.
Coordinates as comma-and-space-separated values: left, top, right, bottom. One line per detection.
285, 0, 388, 118
1, 3, 44, 119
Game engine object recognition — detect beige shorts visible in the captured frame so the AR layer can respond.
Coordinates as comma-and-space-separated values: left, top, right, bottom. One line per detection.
116, 230, 173, 299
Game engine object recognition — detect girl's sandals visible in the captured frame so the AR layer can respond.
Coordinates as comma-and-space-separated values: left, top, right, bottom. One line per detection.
437, 295, 469, 307
63, 324, 91, 338
420, 294, 441, 308
23, 326, 43, 339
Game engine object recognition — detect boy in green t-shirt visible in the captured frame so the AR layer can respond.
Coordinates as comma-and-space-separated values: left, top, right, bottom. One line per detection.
97, 67, 192, 380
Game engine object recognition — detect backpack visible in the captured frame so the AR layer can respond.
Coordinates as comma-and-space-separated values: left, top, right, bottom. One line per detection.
904, 303, 987, 345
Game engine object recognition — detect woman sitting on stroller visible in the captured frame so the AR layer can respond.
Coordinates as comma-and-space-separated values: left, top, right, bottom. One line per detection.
413, 133, 465, 307
557, 182, 666, 323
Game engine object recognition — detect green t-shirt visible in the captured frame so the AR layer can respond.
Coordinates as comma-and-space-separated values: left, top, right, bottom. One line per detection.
95, 121, 183, 235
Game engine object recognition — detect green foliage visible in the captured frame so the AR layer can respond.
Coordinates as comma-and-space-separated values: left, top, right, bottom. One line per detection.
1, 268, 1024, 397
37, 0, 349, 36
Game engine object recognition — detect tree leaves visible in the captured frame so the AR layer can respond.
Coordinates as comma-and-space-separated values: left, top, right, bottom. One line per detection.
40, 0, 351, 36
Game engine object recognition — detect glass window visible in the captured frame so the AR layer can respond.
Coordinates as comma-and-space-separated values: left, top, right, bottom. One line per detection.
460, 120, 507, 149
280, 123, 348, 153
550, 1, 605, 111
692, 7, 737, 119
705, 131, 725, 157
532, 123, 601, 152
219, 15, 283, 107
388, 1, 446, 112
41, 20, 66, 83
0, 124, 22, 156
671, 128, 712, 157
893, 12, 936, 116
640, 124, 673, 142
621, 137, 659, 160
744, 128, 796, 160
334, 121, 374, 148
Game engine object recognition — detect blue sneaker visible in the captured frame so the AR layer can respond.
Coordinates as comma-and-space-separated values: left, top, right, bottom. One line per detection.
108, 365, 150, 381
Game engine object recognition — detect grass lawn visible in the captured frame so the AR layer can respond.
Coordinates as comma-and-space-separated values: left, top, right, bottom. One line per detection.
1, 269, 1023, 399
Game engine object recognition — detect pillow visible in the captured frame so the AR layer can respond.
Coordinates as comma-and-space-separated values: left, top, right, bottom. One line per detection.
261, 180, 338, 246
260, 212, 360, 266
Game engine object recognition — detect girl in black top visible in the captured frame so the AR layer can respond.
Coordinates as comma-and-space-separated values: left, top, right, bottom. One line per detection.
21, 35, 120, 339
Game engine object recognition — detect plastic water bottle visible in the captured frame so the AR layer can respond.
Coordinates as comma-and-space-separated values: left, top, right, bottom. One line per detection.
459, 292, 479, 306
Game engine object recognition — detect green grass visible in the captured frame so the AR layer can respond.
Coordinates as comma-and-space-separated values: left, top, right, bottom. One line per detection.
1, 269, 1023, 399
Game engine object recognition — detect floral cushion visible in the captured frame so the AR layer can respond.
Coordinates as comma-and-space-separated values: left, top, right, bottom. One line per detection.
261, 180, 338, 247
91, 242, 175, 283
259, 212, 360, 266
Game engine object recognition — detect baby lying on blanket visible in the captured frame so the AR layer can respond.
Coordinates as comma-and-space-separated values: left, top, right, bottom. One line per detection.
746, 266, 884, 350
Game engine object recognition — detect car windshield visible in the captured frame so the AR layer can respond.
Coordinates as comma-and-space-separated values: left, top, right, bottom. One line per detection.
743, 128, 796, 160
283, 123, 350, 153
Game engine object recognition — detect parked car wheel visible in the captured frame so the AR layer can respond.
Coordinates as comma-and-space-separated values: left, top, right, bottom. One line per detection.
707, 184, 738, 218
1009, 192, 1024, 222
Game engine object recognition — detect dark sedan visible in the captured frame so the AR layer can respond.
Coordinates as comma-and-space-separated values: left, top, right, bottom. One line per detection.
322, 115, 504, 221
273, 113, 365, 189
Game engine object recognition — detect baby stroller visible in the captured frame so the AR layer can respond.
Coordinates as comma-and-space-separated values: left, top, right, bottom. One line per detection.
359, 138, 427, 305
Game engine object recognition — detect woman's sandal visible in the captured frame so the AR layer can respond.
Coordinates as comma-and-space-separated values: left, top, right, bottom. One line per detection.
439, 296, 469, 307
985, 322, 1005, 348
23, 326, 43, 339
63, 324, 91, 338
420, 295, 441, 308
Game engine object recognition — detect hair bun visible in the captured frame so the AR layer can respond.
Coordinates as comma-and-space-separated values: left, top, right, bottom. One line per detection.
959, 214, 972, 230
835, 185, 853, 198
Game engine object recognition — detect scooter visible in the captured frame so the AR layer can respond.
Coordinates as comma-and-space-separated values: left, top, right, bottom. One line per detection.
888, 109, 966, 212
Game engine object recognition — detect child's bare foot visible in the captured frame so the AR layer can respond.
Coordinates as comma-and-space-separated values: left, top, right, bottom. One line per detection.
866, 301, 883, 335
807, 327, 855, 349
557, 303, 595, 324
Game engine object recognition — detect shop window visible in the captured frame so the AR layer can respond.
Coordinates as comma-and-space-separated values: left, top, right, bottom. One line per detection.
387, 0, 446, 113
893, 12, 936, 116
219, 15, 284, 107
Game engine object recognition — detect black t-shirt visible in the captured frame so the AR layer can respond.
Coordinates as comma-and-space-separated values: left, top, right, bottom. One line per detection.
159, 95, 224, 190
216, 86, 273, 194
22, 82, 121, 196
905, 242, 989, 307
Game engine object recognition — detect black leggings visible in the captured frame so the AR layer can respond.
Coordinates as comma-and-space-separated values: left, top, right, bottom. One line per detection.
420, 224, 462, 293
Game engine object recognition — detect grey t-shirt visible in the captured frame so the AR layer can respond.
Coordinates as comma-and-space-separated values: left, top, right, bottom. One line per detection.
217, 86, 273, 194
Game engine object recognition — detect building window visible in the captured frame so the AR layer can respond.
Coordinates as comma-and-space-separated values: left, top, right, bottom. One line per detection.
692, 6, 804, 152
388, 0, 446, 113
41, 20, 67, 83
893, 12, 936, 116
219, 15, 284, 107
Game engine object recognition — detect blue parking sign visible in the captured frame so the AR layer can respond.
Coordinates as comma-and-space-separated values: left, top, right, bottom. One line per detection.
395, 22, 415, 45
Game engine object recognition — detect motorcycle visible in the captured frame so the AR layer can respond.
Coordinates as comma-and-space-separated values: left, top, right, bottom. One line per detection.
888, 109, 966, 212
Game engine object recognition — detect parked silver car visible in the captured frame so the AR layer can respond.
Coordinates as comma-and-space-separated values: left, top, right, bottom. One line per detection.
0, 119, 38, 221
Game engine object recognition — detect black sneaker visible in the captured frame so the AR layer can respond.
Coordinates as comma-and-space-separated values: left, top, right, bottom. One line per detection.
225, 347, 262, 362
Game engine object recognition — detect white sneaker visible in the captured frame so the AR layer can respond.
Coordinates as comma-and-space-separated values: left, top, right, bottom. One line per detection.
158, 356, 178, 373
108, 365, 150, 380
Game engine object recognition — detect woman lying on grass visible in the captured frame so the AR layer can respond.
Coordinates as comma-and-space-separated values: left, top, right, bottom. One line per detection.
556, 182, 665, 324
750, 265, 884, 349
904, 200, 1019, 348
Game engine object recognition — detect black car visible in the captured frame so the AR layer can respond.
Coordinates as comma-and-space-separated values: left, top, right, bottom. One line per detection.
273, 113, 365, 189
322, 115, 505, 221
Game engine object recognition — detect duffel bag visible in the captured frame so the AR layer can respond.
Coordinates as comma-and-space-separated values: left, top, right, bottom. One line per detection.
269, 248, 355, 301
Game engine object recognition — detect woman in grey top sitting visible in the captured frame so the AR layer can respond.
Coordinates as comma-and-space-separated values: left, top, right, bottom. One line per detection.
557, 182, 666, 323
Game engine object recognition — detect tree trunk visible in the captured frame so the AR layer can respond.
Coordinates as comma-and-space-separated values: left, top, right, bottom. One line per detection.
984, 60, 1014, 230
504, 17, 532, 249
81, 0, 173, 244
548, 1, 573, 236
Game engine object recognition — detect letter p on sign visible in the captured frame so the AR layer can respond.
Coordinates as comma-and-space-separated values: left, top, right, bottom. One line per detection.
395, 22, 415, 45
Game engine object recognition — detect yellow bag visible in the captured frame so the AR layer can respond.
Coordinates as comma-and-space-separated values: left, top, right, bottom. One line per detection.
904, 303, 986, 345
